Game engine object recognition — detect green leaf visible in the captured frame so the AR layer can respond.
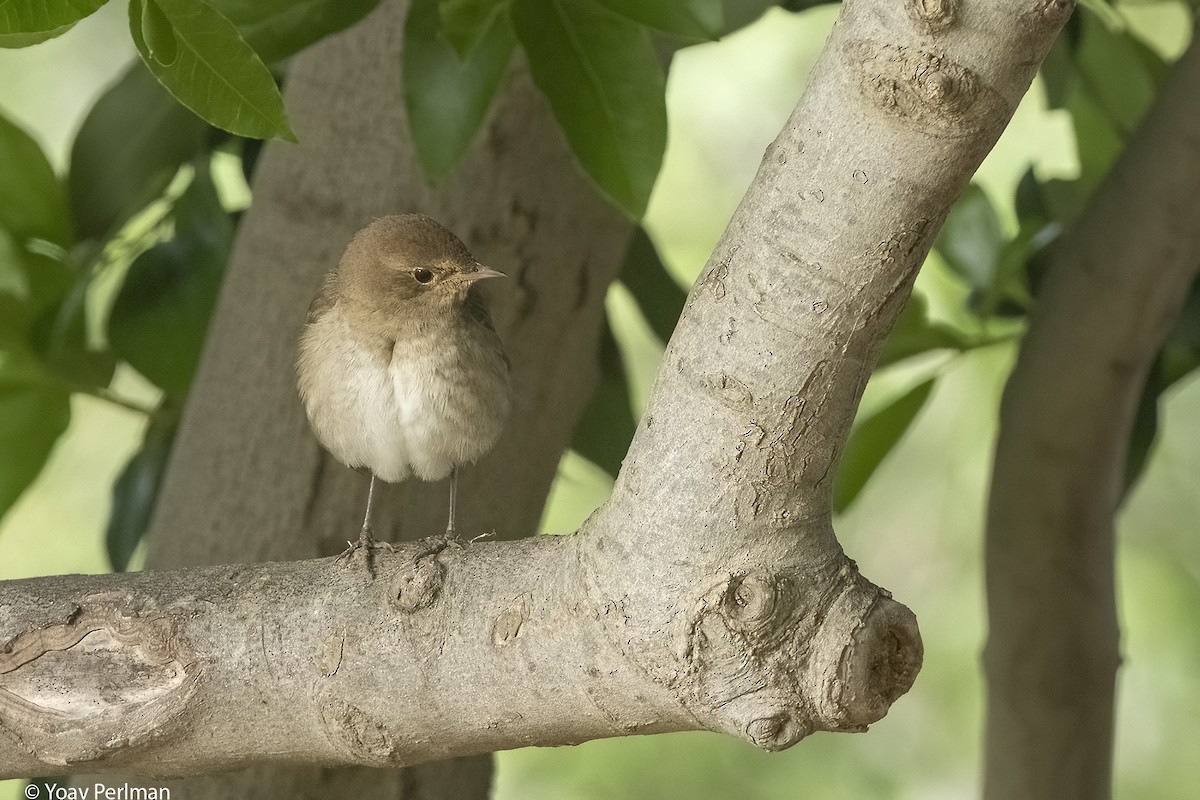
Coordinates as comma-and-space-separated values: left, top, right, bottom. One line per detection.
438, 0, 504, 55
1014, 167, 1050, 225
1157, 275, 1200, 390
1129, 280, 1200, 495
108, 165, 230, 397
141, 0, 179, 65
0, 21, 74, 47
0, 347, 71, 524
617, 228, 685, 344
0, 111, 72, 246
1018, 222, 1062, 303
0, 0, 107, 34
979, 228, 1038, 317
213, 0, 384, 64
570, 320, 636, 477
934, 184, 1003, 294
128, 0, 296, 141
0, 227, 74, 314
1039, 11, 1166, 226
1039, 34, 1073, 110
878, 294, 969, 367
1168, 275, 1200, 355
1074, 11, 1165, 135
405, 0, 515, 181
107, 411, 177, 571
834, 378, 934, 513
29, 269, 117, 390
512, 0, 666, 219
68, 63, 209, 241
0, 295, 32, 344
594, 0, 722, 40
1063, 75, 1132, 193
720, 0, 774, 34
778, 0, 833, 9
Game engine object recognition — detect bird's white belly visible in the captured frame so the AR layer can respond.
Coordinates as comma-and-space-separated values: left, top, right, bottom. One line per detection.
298, 311, 506, 483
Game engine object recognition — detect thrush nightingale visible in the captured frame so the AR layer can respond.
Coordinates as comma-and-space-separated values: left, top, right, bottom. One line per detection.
297, 214, 512, 555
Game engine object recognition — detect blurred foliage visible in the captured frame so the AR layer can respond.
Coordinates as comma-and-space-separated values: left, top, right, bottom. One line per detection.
403, 0, 515, 182
0, 57, 237, 564
0, 0, 814, 562
1, 1, 1198, 798
509, 0, 667, 218
0, 0, 785, 218
0, 0, 1194, 596
127, 0, 295, 141
0, 0, 383, 138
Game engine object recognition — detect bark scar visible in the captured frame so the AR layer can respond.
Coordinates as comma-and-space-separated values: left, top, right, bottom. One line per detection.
389, 538, 448, 613
0, 592, 200, 766
847, 40, 1002, 137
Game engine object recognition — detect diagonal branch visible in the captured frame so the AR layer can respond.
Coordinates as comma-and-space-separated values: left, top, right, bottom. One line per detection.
984, 27, 1200, 800
0, 0, 1072, 778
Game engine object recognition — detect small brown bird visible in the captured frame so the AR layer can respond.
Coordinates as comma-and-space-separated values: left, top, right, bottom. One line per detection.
297, 214, 512, 553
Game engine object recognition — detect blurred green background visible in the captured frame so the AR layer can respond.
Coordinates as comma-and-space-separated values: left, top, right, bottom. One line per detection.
2, 2, 1198, 798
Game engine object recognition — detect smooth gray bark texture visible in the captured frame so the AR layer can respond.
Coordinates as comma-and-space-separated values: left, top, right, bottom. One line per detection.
1, 0, 1071, 788
984, 28, 1200, 800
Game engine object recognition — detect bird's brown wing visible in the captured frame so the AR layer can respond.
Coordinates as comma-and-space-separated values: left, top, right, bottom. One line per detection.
465, 291, 512, 373
306, 270, 339, 325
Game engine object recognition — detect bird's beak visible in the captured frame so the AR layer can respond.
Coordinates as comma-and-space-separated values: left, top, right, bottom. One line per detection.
462, 265, 506, 283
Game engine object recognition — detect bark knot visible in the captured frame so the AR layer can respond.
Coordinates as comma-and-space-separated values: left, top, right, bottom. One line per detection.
699, 372, 754, 413
319, 699, 400, 765
808, 576, 924, 732
389, 539, 447, 613
670, 568, 822, 751
491, 598, 530, 647
905, 0, 957, 34
1027, 0, 1075, 25
696, 244, 739, 302
0, 592, 199, 766
849, 41, 998, 137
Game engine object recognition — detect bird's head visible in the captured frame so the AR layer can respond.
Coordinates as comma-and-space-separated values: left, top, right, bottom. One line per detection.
337, 214, 504, 314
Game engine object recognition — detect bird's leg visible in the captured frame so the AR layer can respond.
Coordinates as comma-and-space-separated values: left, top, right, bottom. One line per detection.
337, 472, 393, 569
360, 471, 378, 543
445, 466, 459, 538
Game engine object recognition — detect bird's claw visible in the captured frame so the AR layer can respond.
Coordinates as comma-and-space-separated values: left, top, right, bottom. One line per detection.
335, 526, 395, 574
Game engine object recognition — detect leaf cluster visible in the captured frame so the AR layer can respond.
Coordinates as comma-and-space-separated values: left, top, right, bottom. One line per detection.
0, 0, 808, 561
2, 0, 1194, 569
406, 0, 787, 219
0, 0, 394, 565
0, 66, 237, 568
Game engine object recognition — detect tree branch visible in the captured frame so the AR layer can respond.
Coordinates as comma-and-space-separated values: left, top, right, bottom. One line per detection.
984, 26, 1200, 800
0, 0, 1071, 779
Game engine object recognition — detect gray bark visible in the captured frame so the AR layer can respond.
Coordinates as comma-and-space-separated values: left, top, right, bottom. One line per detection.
984, 27, 1200, 800
1, 0, 1071, 787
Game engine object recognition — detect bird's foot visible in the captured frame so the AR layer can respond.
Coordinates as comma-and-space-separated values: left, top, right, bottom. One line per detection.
335, 526, 395, 575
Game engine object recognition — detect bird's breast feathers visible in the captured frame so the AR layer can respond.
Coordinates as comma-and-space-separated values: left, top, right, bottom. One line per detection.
297, 305, 511, 482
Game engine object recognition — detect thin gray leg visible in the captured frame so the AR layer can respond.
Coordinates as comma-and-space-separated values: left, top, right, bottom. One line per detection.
360, 472, 377, 542
446, 466, 459, 537
337, 472, 390, 570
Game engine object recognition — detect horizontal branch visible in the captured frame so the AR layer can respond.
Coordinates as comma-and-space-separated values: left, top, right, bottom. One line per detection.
0, 535, 911, 777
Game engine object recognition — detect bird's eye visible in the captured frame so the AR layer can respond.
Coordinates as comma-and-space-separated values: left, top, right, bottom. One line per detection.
413, 267, 434, 284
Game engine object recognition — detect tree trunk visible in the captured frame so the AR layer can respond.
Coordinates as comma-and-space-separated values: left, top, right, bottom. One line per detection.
1, 0, 1072, 793
90, 0, 629, 795
984, 28, 1200, 800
